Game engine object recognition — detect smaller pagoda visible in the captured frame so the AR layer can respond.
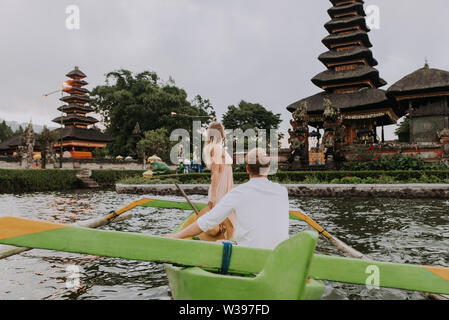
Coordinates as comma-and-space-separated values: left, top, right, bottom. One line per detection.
387, 63, 449, 143
52, 67, 112, 159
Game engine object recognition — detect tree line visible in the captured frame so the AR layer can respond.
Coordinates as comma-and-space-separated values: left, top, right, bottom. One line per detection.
0, 121, 24, 143
90, 69, 282, 162
2, 69, 283, 165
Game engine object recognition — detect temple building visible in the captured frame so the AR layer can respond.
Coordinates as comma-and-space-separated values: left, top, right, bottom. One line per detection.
387, 63, 449, 143
287, 0, 405, 147
52, 67, 112, 159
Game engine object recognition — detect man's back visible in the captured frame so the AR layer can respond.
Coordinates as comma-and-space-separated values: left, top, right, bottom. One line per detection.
197, 177, 290, 249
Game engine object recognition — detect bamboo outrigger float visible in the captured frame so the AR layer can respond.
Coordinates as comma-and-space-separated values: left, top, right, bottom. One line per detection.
0, 198, 448, 300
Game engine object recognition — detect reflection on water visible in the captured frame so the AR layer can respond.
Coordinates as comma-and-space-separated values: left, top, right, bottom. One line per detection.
0, 190, 447, 300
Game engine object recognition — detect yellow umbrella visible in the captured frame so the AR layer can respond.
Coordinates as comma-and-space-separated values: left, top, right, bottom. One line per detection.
147, 155, 162, 163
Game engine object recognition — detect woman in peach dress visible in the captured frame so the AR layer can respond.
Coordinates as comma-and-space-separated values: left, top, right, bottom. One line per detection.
202, 122, 235, 240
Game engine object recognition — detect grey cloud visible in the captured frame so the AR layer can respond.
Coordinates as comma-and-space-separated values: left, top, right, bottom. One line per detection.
0, 0, 448, 142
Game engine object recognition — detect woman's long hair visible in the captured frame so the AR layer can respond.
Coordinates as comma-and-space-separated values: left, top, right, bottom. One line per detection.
203, 122, 226, 169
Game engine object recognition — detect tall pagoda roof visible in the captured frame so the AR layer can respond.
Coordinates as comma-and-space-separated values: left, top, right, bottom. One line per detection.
324, 16, 369, 33
287, 88, 399, 126
65, 79, 88, 87
330, 0, 364, 6
57, 104, 94, 113
287, 88, 389, 113
387, 66, 449, 96
66, 67, 87, 79
322, 30, 372, 49
60, 94, 91, 104
327, 3, 365, 18
312, 65, 387, 88
52, 115, 99, 125
56, 127, 113, 143
318, 47, 378, 66
286, 0, 403, 125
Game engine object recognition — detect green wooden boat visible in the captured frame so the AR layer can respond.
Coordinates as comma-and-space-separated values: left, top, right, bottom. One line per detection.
0, 198, 448, 300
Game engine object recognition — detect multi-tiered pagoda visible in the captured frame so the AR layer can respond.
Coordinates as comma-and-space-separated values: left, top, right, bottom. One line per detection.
52, 67, 112, 159
287, 0, 405, 145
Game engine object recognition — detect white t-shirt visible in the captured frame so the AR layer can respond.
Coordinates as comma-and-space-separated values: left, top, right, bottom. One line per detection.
197, 178, 289, 249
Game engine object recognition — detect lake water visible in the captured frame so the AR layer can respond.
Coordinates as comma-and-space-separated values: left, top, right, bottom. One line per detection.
0, 190, 448, 300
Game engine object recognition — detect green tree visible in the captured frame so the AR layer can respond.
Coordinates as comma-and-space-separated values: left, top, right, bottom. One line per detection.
136, 128, 173, 163
0, 121, 14, 142
395, 115, 410, 142
37, 126, 58, 169
222, 100, 283, 148
90, 69, 215, 157
14, 125, 24, 136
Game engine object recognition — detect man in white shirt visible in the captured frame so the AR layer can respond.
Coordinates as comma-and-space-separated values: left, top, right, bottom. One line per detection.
166, 148, 289, 250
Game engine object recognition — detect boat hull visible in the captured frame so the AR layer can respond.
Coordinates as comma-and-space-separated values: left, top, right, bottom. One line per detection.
165, 264, 325, 300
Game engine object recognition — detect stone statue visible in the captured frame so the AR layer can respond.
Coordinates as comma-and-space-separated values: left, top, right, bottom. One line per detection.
322, 99, 345, 169
288, 101, 309, 169
438, 128, 449, 158
17, 121, 35, 169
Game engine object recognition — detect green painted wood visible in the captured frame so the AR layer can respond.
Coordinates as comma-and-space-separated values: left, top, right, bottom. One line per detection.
139, 200, 208, 211
165, 230, 320, 300
0, 223, 268, 274
140, 199, 301, 222
1, 218, 448, 295
309, 254, 449, 295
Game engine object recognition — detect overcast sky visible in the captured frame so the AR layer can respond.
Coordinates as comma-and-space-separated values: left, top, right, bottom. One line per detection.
1, 0, 448, 144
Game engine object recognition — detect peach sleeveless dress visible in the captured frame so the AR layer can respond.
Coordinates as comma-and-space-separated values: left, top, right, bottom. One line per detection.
208, 144, 234, 205
207, 144, 235, 238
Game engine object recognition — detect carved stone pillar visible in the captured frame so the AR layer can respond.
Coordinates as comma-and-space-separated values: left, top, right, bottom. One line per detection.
288, 101, 309, 170
438, 128, 449, 159
322, 99, 345, 170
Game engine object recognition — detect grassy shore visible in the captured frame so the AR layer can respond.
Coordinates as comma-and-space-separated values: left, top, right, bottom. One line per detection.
118, 170, 449, 185
1, 169, 448, 194
0, 169, 144, 193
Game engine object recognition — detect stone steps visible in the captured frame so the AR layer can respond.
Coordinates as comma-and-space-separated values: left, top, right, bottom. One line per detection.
76, 169, 100, 188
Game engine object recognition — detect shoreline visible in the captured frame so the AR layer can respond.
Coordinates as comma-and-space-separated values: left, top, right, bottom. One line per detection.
116, 183, 449, 199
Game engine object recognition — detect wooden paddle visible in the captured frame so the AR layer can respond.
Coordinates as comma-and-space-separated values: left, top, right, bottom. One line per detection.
175, 183, 200, 215
290, 210, 369, 259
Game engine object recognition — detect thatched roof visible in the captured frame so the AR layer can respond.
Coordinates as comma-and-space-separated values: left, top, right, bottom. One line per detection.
52, 115, 99, 125
387, 66, 449, 95
63, 87, 89, 95
324, 16, 369, 33
287, 88, 390, 113
57, 104, 94, 113
60, 95, 90, 104
312, 65, 387, 88
66, 67, 87, 79
57, 127, 113, 142
318, 47, 377, 66
330, 0, 364, 6
286, 88, 401, 126
65, 79, 88, 87
0, 133, 40, 152
322, 30, 372, 49
328, 3, 365, 18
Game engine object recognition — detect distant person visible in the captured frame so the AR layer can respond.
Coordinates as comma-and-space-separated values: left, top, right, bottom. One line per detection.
167, 148, 289, 250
